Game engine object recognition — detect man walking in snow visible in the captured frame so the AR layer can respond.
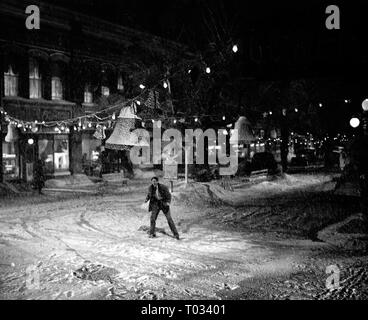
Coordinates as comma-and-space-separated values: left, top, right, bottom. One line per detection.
145, 177, 180, 240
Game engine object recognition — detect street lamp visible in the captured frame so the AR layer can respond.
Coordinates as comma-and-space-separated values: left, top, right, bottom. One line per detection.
362, 99, 368, 134
350, 117, 360, 128
362, 99, 368, 111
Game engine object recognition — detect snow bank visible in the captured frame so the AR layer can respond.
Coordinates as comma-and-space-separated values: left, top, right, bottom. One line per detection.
133, 169, 163, 179
172, 174, 335, 207
317, 213, 368, 252
45, 174, 95, 188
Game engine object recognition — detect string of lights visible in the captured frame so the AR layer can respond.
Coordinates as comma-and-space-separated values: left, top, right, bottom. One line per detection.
0, 41, 240, 133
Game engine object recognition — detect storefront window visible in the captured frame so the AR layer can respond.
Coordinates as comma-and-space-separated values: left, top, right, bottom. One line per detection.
54, 135, 69, 172
81, 133, 101, 175
38, 135, 70, 175
82, 134, 101, 161
38, 137, 54, 174
2, 141, 19, 179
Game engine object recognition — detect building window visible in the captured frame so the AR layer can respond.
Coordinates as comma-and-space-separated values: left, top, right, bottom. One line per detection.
51, 76, 63, 100
4, 65, 18, 97
29, 58, 42, 99
101, 86, 110, 97
117, 73, 124, 91
84, 84, 93, 103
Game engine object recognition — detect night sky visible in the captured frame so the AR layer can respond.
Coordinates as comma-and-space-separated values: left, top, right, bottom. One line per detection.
42, 0, 368, 134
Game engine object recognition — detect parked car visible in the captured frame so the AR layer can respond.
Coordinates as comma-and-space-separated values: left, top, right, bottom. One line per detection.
291, 149, 317, 166
236, 152, 278, 176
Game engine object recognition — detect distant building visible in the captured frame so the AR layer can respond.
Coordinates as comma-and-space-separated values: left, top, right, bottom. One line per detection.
0, 0, 191, 181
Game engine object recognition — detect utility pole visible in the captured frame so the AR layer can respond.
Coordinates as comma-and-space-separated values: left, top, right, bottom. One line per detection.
0, 51, 3, 183
0, 110, 3, 183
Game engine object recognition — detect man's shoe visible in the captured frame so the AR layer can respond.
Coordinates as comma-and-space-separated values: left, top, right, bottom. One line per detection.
174, 235, 180, 240
149, 234, 156, 238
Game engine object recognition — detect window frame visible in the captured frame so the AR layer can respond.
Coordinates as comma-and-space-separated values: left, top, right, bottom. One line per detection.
84, 84, 93, 103
29, 58, 42, 99
4, 65, 19, 97
51, 76, 63, 100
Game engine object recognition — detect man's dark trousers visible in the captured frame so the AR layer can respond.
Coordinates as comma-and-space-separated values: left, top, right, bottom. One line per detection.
150, 200, 179, 237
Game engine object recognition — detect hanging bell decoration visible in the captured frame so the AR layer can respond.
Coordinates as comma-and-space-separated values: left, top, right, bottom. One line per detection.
230, 116, 256, 145
105, 105, 142, 150
93, 124, 106, 140
5, 122, 19, 143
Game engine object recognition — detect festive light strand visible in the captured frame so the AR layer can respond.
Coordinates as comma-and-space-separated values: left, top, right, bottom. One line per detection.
1, 42, 239, 129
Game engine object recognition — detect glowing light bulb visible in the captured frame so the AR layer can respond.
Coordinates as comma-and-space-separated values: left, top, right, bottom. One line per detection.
205, 67, 211, 74
163, 81, 168, 89
232, 44, 238, 53
350, 117, 360, 128
139, 84, 145, 90
362, 99, 368, 112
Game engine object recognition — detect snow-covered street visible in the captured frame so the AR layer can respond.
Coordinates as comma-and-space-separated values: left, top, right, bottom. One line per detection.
0, 174, 367, 300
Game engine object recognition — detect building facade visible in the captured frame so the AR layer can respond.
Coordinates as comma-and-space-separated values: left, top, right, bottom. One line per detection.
0, 0, 190, 182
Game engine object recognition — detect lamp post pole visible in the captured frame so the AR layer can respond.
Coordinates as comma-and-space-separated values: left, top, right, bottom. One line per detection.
0, 64, 3, 183
360, 99, 368, 218
0, 110, 3, 184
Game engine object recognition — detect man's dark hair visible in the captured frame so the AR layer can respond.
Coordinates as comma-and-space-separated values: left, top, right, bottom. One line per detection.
151, 177, 159, 182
